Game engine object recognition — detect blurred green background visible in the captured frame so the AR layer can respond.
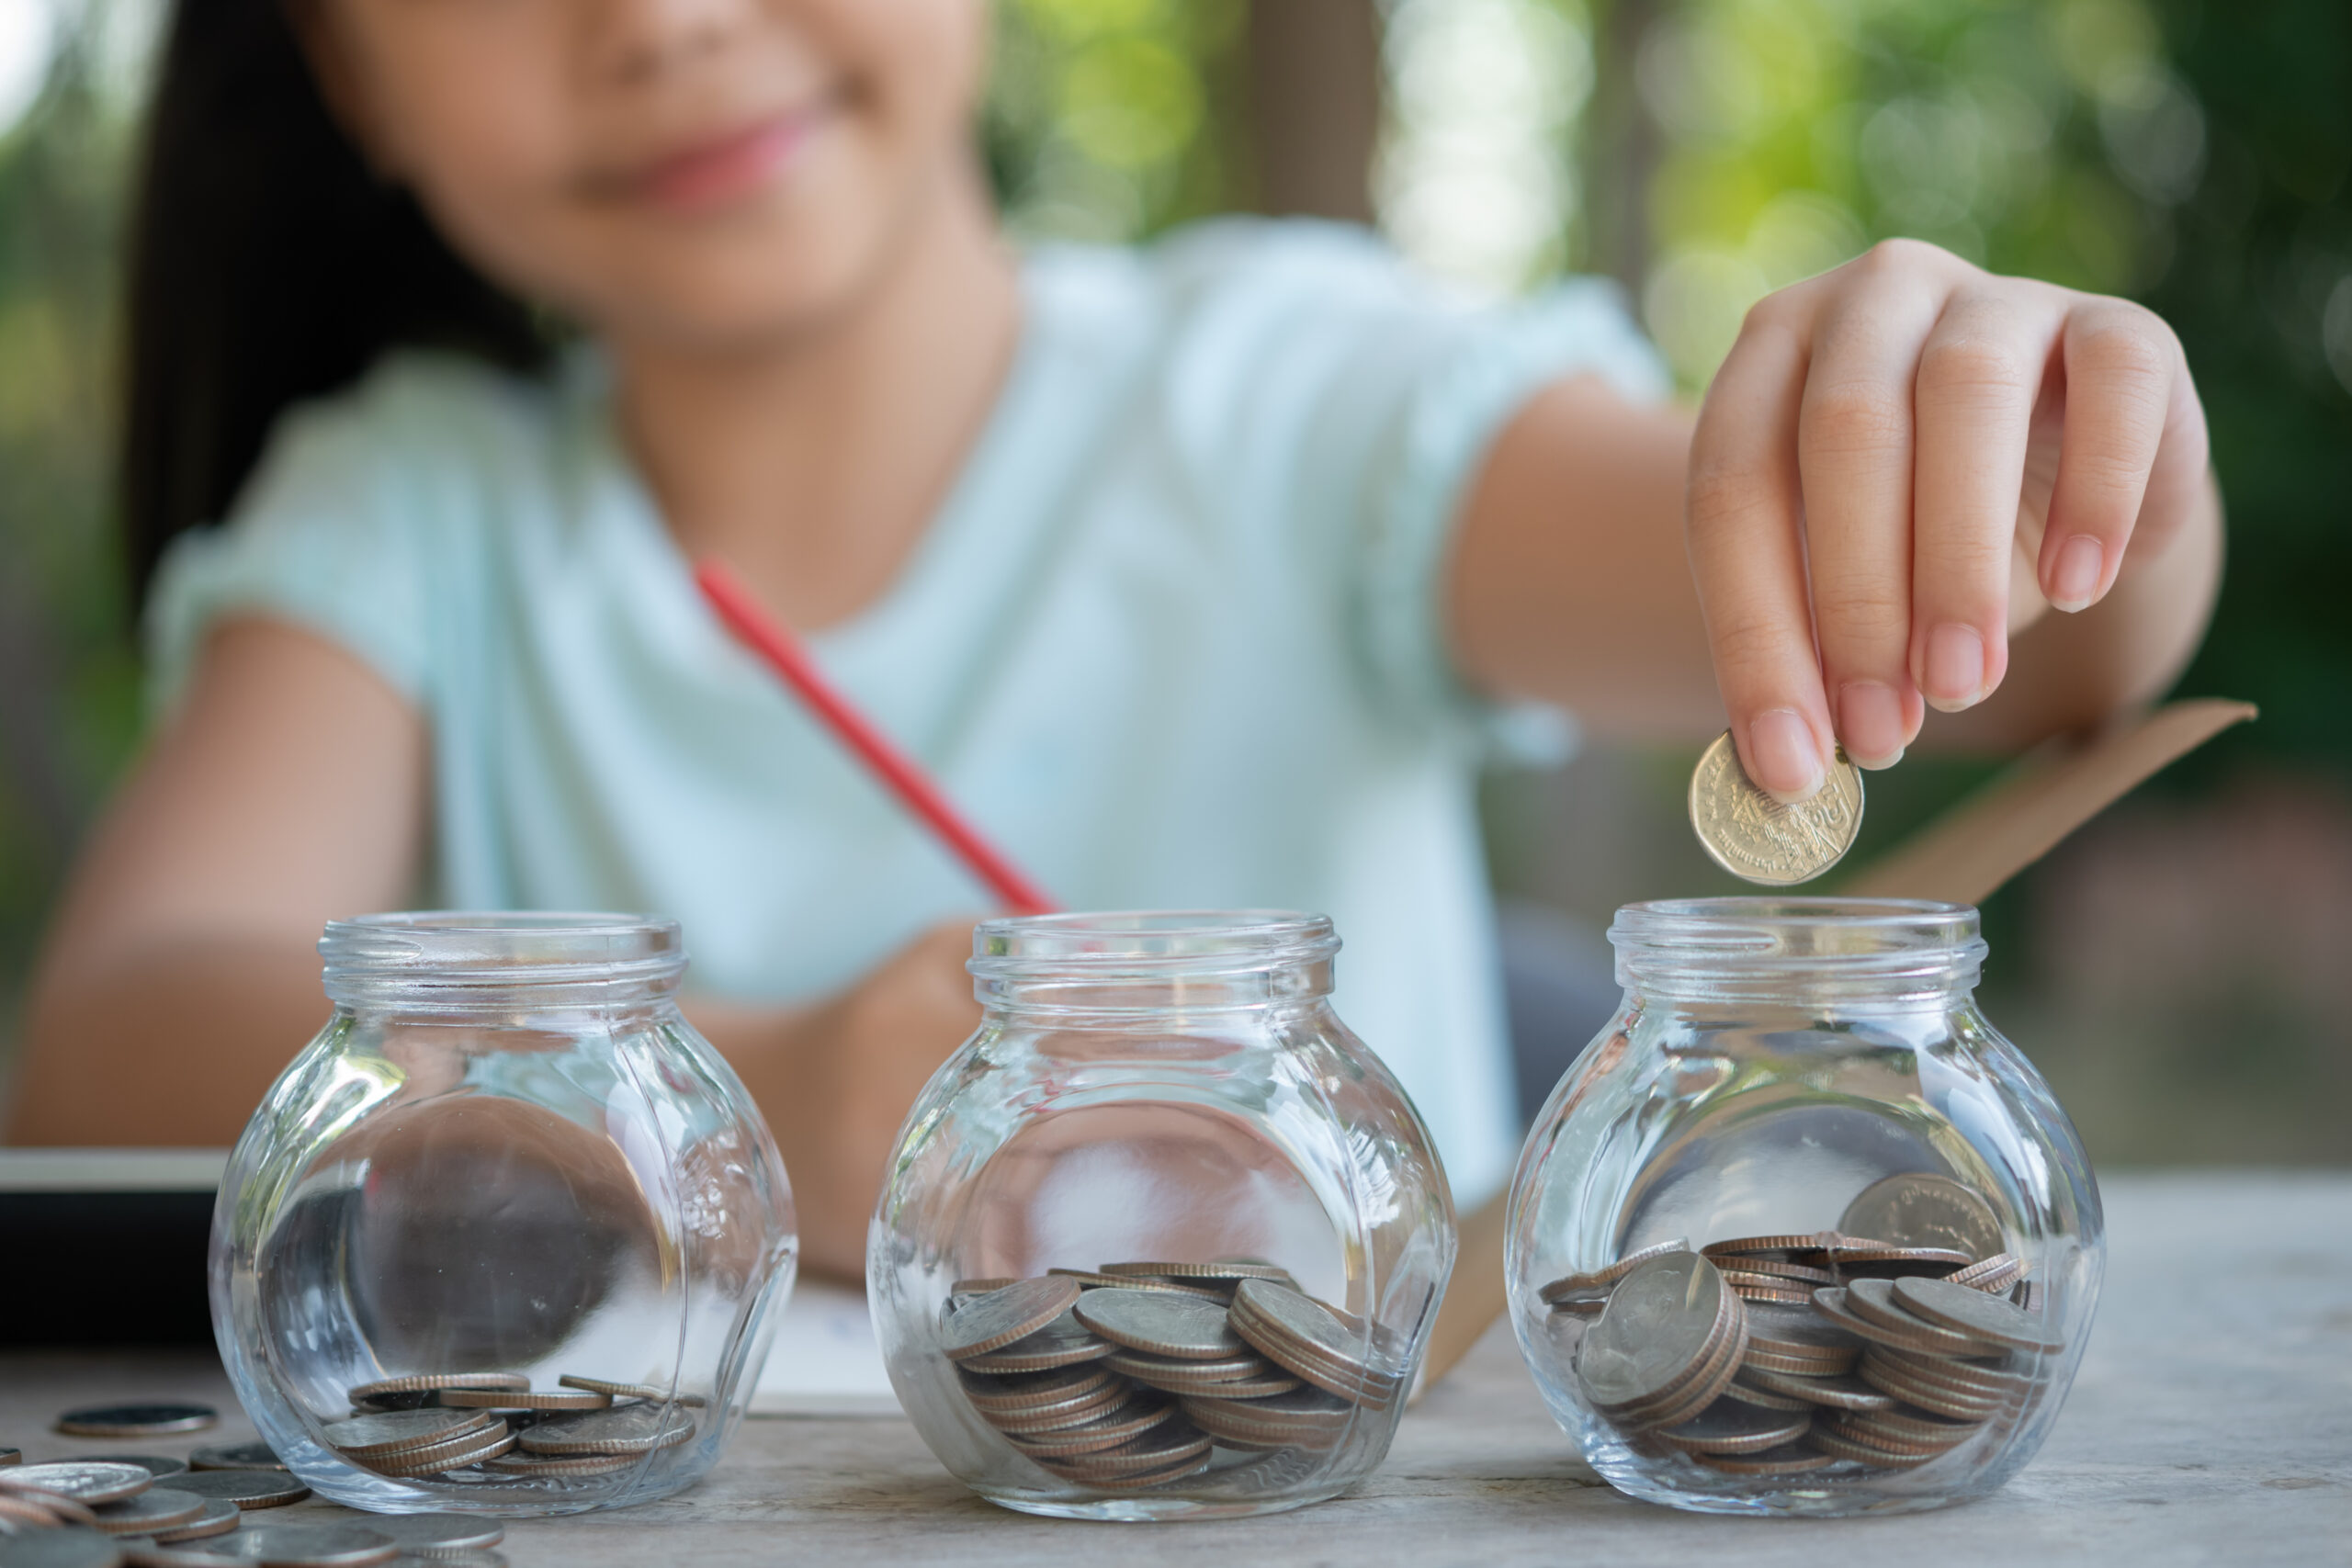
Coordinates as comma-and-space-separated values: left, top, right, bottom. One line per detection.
0, 0, 2345, 1162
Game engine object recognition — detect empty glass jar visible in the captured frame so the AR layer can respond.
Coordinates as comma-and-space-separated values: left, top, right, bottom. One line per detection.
1506, 898, 2102, 1517
211, 913, 797, 1516
869, 911, 1455, 1520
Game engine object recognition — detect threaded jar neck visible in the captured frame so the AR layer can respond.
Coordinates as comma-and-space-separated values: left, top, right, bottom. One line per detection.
1610, 897, 1985, 1006
320, 912, 685, 1013
969, 911, 1339, 1018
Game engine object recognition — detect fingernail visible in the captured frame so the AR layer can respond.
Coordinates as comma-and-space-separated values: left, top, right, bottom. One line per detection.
1923, 623, 1987, 711
1749, 708, 1826, 803
1838, 681, 1907, 770
2049, 535, 2107, 612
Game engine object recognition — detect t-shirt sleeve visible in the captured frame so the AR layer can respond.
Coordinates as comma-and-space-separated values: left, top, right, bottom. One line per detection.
142, 357, 469, 717
1147, 220, 1672, 760
1361, 266, 1672, 758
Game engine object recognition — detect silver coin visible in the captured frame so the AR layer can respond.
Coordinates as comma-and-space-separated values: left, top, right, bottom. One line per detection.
54, 1406, 218, 1440
363, 1428, 517, 1480
1070, 1290, 1245, 1362
481, 1451, 639, 1478
1840, 1174, 2006, 1262
1227, 1280, 1396, 1386
955, 1364, 1117, 1416
1888, 1275, 2065, 1352
1689, 728, 1864, 885
384, 1556, 504, 1568
940, 1278, 1083, 1360
1654, 1400, 1813, 1456
1537, 1239, 1692, 1305
1096, 1261, 1294, 1284
1834, 1280, 2008, 1357
153, 1524, 399, 1566
93, 1461, 187, 1482
319, 1412, 494, 1461
88, 1489, 207, 1536
4, 1464, 154, 1506
514, 1404, 695, 1457
146, 1498, 241, 1544
345, 1377, 526, 1413
324, 1517, 502, 1555
555, 1377, 704, 1408
1575, 1253, 1726, 1410
185, 1448, 283, 1475
1002, 1397, 1181, 1457
953, 1313, 1113, 1374
0, 1527, 124, 1568
152, 1472, 311, 1511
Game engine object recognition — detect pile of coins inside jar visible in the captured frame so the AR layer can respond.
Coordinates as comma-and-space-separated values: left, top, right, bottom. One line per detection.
940, 1262, 1406, 1493
1545, 1175, 2062, 1476
321, 1372, 704, 1483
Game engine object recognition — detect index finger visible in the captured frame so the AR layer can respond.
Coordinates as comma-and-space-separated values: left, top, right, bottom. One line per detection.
1686, 297, 1838, 803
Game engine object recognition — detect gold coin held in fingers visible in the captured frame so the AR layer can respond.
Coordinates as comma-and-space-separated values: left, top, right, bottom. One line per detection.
1689, 729, 1865, 886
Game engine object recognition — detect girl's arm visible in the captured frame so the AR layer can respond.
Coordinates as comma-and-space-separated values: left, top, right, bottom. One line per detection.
6, 616, 973, 1280
1446, 242, 2224, 782
6, 619, 426, 1145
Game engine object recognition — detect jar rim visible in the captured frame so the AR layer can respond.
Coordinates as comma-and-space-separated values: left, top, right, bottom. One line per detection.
1609, 897, 1985, 998
321, 911, 685, 997
969, 910, 1339, 976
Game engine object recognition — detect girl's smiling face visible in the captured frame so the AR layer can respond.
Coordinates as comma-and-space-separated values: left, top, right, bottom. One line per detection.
298, 0, 989, 351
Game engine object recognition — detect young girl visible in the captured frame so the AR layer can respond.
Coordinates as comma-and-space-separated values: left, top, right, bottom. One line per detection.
6, 0, 2220, 1280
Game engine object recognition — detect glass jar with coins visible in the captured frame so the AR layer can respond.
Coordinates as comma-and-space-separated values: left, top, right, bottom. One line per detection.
868, 911, 1455, 1521
210, 913, 798, 1517
1505, 897, 2102, 1517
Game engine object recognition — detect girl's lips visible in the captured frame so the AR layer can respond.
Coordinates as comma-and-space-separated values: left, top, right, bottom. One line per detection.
624, 106, 827, 213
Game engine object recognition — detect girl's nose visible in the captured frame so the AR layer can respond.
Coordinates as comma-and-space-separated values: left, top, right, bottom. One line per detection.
586, 0, 759, 87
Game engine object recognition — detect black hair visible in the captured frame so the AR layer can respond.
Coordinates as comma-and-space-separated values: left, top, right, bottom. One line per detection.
120, 0, 551, 612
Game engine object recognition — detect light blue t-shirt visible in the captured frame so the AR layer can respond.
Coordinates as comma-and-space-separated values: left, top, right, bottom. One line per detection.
147, 220, 1667, 1205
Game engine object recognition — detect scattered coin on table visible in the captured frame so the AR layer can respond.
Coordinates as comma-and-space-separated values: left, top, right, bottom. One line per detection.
141, 1497, 241, 1544
52, 1409, 217, 1442
1688, 728, 1865, 886
149, 1473, 309, 1511
141, 1523, 398, 1566
1544, 1176, 2053, 1475
86, 1490, 207, 1538
181, 1451, 279, 1477
82, 1463, 184, 1484
1, 1466, 155, 1508
326, 1517, 501, 1557
945, 1264, 1400, 1492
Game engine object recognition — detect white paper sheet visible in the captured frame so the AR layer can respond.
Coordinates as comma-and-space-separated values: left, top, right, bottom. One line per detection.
748, 1279, 901, 1416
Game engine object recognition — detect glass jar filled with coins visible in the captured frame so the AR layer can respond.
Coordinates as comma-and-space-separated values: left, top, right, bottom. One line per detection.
211, 914, 798, 1516
869, 912, 1455, 1520
1505, 898, 2102, 1517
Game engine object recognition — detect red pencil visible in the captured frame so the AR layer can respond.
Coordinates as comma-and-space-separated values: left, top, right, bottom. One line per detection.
695, 560, 1059, 917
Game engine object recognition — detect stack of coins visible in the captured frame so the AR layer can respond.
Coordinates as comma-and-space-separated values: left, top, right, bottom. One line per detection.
325, 1371, 700, 1482
942, 1262, 1403, 1493
1544, 1175, 2059, 1477
0, 1438, 513, 1566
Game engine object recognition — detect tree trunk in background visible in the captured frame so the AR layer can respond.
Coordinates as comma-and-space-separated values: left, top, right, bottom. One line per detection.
1247, 0, 1384, 222
1580, 0, 1662, 292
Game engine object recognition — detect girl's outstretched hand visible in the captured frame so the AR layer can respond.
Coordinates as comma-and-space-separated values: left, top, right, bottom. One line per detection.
691, 919, 981, 1281
1689, 238, 2212, 801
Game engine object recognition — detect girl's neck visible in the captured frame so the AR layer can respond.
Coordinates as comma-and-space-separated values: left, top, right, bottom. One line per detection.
612, 161, 1021, 632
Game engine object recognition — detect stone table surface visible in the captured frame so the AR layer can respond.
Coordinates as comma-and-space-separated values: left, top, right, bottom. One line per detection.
4, 1172, 2346, 1566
